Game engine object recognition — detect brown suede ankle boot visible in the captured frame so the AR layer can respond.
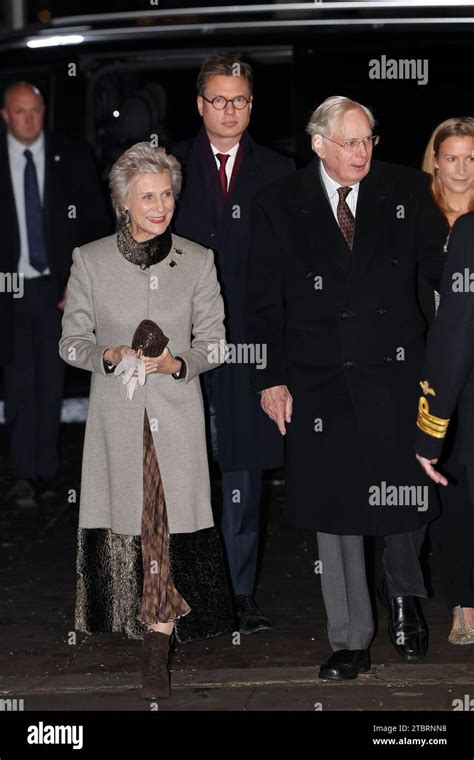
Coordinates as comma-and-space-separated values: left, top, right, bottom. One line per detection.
141, 630, 172, 700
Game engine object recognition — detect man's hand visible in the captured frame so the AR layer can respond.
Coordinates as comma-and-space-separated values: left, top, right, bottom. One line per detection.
57, 289, 67, 311
416, 453, 448, 486
260, 385, 293, 435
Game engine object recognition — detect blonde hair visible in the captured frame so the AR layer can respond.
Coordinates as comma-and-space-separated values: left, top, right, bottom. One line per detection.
421, 117, 474, 219
109, 142, 182, 219
306, 95, 375, 138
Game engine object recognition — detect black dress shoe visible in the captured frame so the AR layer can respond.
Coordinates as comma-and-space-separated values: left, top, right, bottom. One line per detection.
235, 595, 271, 635
319, 649, 371, 680
378, 579, 428, 661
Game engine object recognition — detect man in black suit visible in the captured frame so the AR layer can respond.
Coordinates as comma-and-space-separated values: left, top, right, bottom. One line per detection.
416, 211, 474, 642
173, 54, 294, 633
0, 81, 110, 506
246, 95, 448, 677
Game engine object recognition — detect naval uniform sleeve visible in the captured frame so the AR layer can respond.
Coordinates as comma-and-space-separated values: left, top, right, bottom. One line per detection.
416, 213, 474, 459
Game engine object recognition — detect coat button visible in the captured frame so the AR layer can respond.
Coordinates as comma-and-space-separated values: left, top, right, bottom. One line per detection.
376, 307, 387, 315
391, 257, 399, 265
384, 355, 393, 364
343, 360, 355, 368
210, 233, 215, 238
339, 311, 349, 319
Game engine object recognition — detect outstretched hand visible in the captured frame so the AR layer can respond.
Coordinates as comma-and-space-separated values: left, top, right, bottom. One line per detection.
415, 453, 448, 486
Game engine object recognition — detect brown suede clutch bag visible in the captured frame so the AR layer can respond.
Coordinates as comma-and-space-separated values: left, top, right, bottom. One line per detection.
131, 319, 169, 357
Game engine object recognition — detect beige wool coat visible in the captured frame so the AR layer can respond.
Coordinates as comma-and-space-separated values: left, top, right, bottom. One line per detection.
59, 232, 226, 536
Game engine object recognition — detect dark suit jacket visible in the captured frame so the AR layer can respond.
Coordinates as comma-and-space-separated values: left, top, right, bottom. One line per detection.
172, 128, 294, 471
0, 130, 111, 364
415, 212, 474, 463
246, 157, 449, 535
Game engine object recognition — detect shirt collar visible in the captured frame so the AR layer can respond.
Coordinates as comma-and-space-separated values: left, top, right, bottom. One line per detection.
210, 141, 240, 161
7, 131, 45, 160
319, 159, 360, 200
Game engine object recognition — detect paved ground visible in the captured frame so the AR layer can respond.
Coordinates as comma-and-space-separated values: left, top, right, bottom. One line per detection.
0, 423, 473, 714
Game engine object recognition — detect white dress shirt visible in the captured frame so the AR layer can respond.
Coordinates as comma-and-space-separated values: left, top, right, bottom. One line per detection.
7, 131, 50, 278
210, 142, 240, 190
319, 159, 360, 222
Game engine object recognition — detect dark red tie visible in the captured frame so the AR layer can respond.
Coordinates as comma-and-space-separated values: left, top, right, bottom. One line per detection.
337, 186, 355, 250
216, 153, 230, 197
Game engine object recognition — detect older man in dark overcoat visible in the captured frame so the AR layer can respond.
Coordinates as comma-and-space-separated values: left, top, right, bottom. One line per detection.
246, 95, 448, 677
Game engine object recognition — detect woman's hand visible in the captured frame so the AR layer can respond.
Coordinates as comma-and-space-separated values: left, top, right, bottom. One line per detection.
104, 345, 136, 366
141, 346, 181, 375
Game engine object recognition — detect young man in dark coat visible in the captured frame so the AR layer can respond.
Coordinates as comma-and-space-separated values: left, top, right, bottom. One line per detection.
246, 95, 448, 677
0, 82, 110, 506
172, 54, 294, 633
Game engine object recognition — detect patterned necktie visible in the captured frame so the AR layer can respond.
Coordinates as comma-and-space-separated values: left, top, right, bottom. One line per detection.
216, 153, 230, 197
337, 185, 355, 251
24, 148, 48, 273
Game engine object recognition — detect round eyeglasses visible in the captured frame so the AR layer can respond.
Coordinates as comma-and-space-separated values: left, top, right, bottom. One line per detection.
321, 134, 381, 152
202, 94, 252, 110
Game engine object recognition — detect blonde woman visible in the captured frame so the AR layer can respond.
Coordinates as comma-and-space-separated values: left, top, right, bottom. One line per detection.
422, 117, 474, 226
421, 117, 474, 645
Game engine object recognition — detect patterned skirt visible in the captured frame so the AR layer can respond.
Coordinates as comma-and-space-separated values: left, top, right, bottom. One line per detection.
137, 410, 191, 626
75, 411, 234, 643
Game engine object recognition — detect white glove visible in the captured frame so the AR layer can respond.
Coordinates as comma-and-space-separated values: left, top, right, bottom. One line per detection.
114, 354, 146, 400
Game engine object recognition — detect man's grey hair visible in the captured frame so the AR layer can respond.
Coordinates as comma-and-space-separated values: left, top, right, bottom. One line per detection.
109, 142, 182, 219
306, 95, 375, 138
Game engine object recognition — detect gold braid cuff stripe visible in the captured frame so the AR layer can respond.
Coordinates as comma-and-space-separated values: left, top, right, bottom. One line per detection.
416, 397, 449, 439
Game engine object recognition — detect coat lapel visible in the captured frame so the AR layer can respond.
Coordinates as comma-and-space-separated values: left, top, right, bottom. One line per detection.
225, 132, 258, 202
351, 161, 393, 274
43, 132, 57, 269
289, 158, 351, 275
215, 131, 259, 233
195, 127, 225, 223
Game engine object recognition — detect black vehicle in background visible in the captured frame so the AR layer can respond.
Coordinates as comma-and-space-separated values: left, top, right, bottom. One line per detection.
1, 2, 473, 167
0, 1, 472, 402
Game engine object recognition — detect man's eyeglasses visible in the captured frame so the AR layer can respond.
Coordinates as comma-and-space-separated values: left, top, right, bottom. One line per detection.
320, 134, 380, 152
202, 94, 252, 110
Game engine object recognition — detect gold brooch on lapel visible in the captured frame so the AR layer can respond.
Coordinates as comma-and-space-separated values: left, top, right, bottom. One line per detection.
419, 380, 436, 397
168, 247, 187, 267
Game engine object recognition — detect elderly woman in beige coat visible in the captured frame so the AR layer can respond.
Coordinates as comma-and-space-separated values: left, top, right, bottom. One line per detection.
59, 141, 234, 700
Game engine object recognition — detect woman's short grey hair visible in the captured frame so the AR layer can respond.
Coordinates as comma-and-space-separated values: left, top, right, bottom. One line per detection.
109, 142, 182, 219
306, 95, 376, 138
